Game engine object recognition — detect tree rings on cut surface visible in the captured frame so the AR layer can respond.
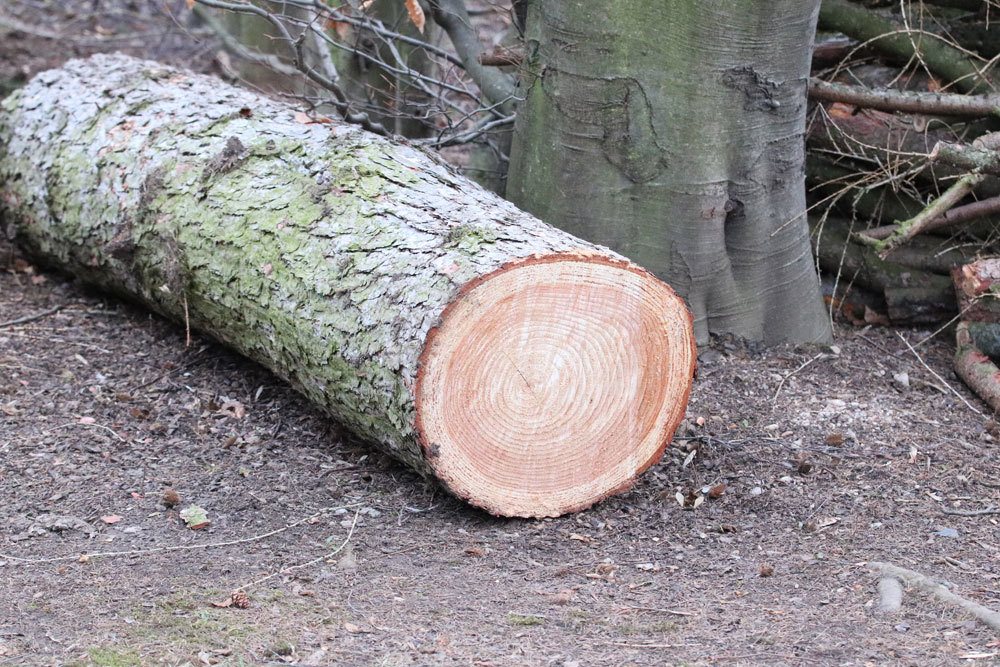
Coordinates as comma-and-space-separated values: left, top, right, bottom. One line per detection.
416, 254, 696, 517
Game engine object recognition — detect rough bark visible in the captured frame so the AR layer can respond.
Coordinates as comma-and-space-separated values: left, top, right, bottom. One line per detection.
506, 0, 831, 345
0, 54, 696, 518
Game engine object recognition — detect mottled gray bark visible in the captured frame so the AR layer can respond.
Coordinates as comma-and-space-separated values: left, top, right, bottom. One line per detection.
506, 1, 832, 345
0, 54, 694, 517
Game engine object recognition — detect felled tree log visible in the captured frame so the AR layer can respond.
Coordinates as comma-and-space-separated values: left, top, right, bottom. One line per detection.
0, 54, 696, 518
813, 218, 957, 325
953, 259, 1000, 323
955, 322, 1000, 413
953, 260, 1000, 412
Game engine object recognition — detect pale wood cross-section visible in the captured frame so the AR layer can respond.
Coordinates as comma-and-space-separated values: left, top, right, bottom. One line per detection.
418, 256, 695, 517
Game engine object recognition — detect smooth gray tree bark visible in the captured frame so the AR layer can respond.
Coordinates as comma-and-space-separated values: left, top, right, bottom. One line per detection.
506, 1, 833, 345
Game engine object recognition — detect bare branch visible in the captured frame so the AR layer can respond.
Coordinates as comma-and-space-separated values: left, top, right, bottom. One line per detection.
428, 0, 518, 113
194, 0, 390, 135
809, 79, 1000, 117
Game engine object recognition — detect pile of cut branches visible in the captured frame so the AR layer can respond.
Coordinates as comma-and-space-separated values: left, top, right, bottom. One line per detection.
807, 0, 1000, 407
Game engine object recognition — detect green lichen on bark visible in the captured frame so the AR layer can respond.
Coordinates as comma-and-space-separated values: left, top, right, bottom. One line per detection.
0, 53, 610, 477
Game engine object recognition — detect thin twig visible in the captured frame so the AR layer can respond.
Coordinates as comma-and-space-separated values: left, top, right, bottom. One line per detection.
182, 295, 191, 348
897, 331, 984, 416
772, 353, 826, 408
858, 173, 986, 256
0, 305, 62, 329
0, 505, 360, 565
236, 509, 360, 591
45, 421, 126, 442
871, 561, 1000, 633
942, 506, 1000, 516
860, 195, 1000, 241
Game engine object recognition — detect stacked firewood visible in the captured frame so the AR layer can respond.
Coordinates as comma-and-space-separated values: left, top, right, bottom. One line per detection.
807, 0, 1000, 407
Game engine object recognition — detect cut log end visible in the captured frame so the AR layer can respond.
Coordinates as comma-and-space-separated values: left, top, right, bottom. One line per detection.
416, 254, 696, 518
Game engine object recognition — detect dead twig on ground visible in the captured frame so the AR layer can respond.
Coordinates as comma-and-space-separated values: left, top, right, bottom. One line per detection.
45, 421, 126, 442
941, 506, 1000, 516
875, 576, 903, 614
0, 305, 62, 329
772, 352, 826, 408
0, 504, 360, 565
619, 605, 697, 617
870, 561, 1000, 633
898, 331, 984, 416
235, 509, 360, 592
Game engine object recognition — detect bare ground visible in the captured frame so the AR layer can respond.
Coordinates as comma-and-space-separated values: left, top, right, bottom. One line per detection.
2, 3, 1000, 666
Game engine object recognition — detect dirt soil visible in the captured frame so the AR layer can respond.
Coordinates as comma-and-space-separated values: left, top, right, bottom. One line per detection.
2, 3, 1000, 666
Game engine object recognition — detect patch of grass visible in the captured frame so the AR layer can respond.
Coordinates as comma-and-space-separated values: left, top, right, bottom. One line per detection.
650, 620, 680, 633
156, 591, 201, 612
84, 647, 142, 667
507, 613, 545, 626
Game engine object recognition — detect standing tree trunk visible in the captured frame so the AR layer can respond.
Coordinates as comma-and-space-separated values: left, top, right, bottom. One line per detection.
506, 1, 832, 345
0, 54, 696, 518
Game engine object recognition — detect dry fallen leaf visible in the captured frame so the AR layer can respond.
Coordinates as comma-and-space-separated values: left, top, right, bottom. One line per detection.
162, 488, 181, 507
814, 516, 839, 531
293, 111, 334, 125
544, 589, 575, 605
344, 622, 372, 634
404, 0, 425, 33
828, 102, 856, 118
179, 505, 210, 530
325, 18, 352, 39
708, 482, 727, 499
211, 590, 250, 609
218, 399, 245, 419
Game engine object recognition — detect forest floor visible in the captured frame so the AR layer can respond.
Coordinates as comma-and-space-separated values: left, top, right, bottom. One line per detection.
2, 3, 1000, 666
